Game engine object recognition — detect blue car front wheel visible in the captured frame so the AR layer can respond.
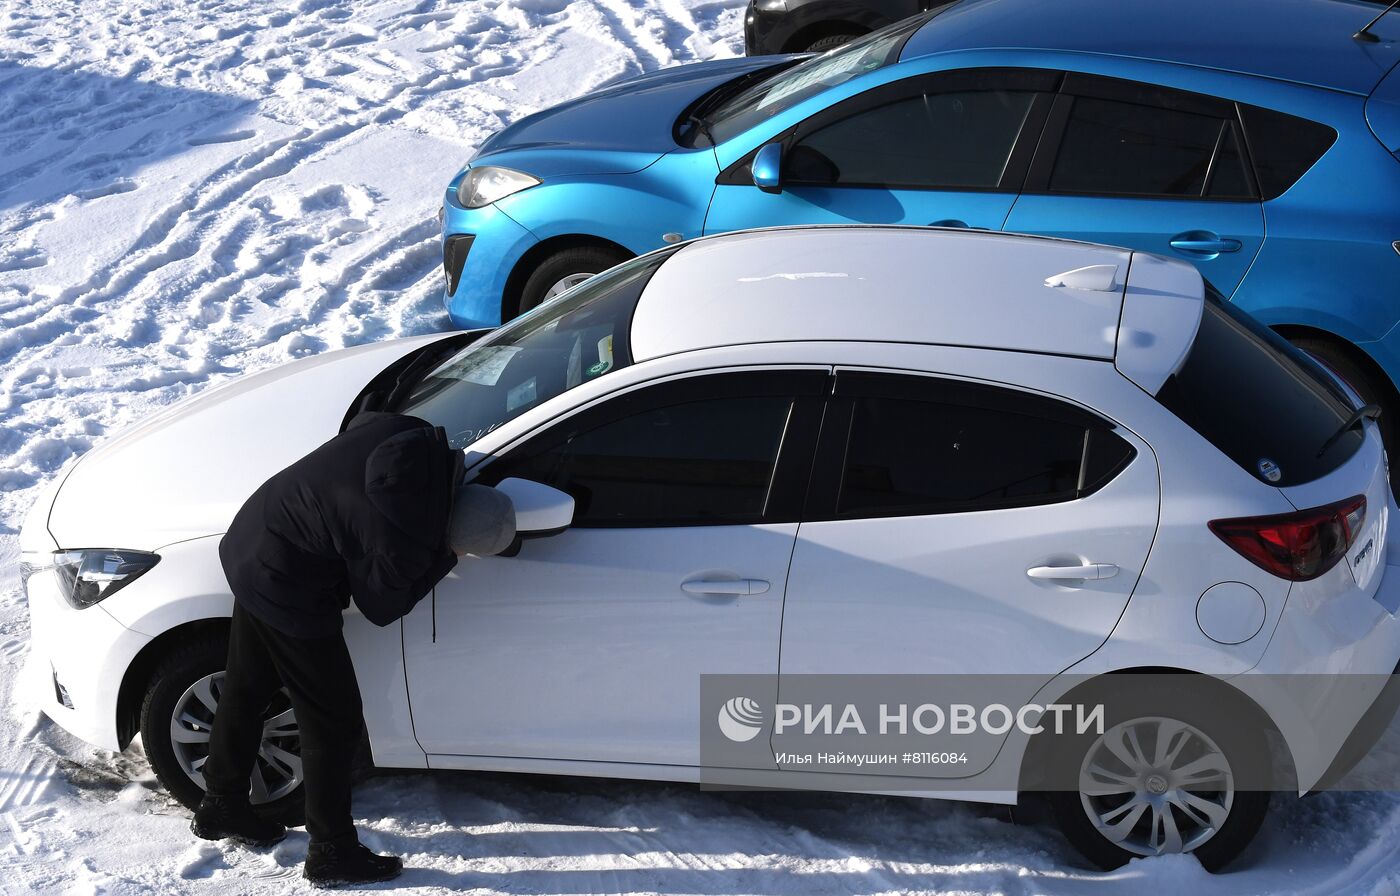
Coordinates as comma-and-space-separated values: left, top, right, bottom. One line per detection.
517, 246, 630, 318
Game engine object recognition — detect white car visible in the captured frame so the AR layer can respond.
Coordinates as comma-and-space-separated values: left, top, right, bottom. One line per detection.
19, 226, 1400, 870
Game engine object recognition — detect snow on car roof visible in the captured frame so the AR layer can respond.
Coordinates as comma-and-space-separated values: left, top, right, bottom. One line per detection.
630, 226, 1148, 364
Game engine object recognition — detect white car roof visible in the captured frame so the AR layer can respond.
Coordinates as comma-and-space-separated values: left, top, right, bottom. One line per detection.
630, 226, 1204, 394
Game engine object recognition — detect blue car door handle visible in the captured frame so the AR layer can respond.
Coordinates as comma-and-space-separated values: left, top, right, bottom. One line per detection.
1170, 231, 1243, 256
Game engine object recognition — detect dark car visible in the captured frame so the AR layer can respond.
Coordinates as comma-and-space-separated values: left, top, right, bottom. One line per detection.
744, 0, 938, 55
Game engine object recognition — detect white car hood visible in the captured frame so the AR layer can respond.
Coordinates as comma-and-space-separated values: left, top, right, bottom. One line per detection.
47, 335, 447, 551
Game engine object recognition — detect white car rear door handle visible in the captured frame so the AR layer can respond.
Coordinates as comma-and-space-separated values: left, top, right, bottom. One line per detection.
681, 578, 771, 595
1027, 563, 1119, 581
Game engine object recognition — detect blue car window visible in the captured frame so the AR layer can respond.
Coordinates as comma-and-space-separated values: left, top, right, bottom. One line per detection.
787, 90, 1037, 189
1206, 122, 1253, 199
397, 250, 673, 449
1237, 104, 1337, 201
705, 15, 928, 145
1049, 96, 1227, 197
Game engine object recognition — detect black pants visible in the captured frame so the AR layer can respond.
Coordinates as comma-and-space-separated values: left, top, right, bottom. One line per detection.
202, 603, 364, 844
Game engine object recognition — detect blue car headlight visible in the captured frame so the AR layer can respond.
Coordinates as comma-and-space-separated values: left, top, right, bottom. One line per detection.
30, 550, 162, 609
456, 166, 541, 209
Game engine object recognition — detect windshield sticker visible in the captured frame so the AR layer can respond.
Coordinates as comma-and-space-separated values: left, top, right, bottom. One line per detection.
507, 377, 538, 412
586, 335, 614, 377
588, 334, 614, 377
436, 345, 522, 387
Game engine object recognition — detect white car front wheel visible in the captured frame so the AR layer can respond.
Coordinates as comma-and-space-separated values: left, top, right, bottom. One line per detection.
138, 635, 306, 822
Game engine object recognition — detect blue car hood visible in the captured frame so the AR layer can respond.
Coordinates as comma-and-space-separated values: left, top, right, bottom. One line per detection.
471, 56, 793, 177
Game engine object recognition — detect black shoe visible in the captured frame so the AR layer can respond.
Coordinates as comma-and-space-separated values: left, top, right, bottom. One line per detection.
190, 795, 287, 848
303, 840, 403, 889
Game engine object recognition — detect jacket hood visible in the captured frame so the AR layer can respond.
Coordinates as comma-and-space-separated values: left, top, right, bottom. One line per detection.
469, 56, 791, 176
361, 416, 462, 550
46, 335, 453, 551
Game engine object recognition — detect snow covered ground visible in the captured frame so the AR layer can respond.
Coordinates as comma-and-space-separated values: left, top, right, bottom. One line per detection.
3, 0, 1400, 892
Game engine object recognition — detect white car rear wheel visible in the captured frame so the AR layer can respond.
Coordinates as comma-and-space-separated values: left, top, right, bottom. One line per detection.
1042, 681, 1273, 871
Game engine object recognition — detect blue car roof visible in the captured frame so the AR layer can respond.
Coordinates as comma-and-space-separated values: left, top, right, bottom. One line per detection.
901, 0, 1400, 95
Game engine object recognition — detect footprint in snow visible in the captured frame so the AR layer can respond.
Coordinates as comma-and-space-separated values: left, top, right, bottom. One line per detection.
74, 180, 138, 201
187, 129, 256, 146
178, 841, 231, 879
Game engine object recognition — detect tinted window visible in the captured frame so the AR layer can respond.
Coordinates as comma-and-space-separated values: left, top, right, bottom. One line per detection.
494, 395, 794, 527
1156, 292, 1359, 486
1050, 96, 1227, 197
1238, 104, 1337, 200
397, 251, 672, 448
1207, 122, 1253, 199
788, 90, 1037, 189
837, 393, 1134, 517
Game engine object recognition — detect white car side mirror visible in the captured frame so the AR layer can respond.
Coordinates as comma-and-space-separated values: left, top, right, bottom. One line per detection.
494, 477, 574, 537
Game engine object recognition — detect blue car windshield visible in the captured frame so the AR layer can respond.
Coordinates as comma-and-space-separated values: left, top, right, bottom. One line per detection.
397, 250, 674, 449
705, 14, 934, 145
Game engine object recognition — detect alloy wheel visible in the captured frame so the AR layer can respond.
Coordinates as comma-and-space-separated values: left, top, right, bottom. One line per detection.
169, 672, 303, 804
543, 272, 595, 302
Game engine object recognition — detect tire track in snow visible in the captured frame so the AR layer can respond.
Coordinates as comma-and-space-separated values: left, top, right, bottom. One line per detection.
0, 752, 55, 813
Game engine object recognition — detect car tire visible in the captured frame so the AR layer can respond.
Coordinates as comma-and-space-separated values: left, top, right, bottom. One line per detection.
517, 246, 630, 318
1040, 681, 1272, 871
1290, 336, 1400, 467
804, 34, 860, 53
139, 634, 306, 825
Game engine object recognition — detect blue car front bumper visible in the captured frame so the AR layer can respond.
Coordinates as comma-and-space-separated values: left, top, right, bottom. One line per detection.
441, 199, 539, 330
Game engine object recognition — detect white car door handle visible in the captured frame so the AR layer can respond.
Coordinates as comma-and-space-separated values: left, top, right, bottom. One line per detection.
681, 578, 771, 596
1027, 563, 1119, 581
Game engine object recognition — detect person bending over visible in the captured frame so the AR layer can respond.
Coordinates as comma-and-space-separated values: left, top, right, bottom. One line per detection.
189, 411, 514, 888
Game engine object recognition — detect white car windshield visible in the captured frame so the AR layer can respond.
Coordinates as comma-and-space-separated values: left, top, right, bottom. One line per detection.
398, 250, 674, 448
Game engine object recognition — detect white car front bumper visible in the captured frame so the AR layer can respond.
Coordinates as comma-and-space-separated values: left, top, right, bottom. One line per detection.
23, 560, 153, 752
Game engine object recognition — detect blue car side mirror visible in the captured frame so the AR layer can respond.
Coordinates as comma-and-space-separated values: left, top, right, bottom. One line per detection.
752, 143, 783, 194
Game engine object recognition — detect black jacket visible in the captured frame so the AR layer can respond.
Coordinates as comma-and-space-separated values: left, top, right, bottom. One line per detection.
220, 412, 462, 637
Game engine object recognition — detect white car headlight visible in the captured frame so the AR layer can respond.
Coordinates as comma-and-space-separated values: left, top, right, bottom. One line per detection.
456, 166, 541, 209
30, 550, 162, 609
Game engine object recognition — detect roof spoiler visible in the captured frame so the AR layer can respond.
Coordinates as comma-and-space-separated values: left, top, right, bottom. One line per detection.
1113, 253, 1205, 395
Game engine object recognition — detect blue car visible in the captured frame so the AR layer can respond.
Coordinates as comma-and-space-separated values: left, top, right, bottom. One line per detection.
441, 0, 1400, 425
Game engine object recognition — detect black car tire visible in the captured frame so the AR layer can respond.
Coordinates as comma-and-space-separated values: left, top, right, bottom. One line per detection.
139, 634, 306, 824
804, 34, 860, 53
1037, 680, 1272, 872
517, 246, 630, 318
